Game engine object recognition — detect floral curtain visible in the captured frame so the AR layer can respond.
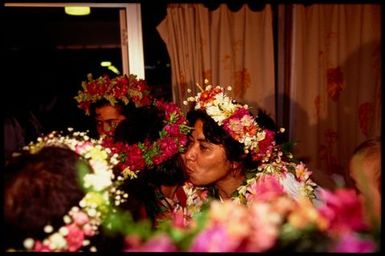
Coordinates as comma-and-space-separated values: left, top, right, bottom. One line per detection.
157, 4, 275, 116
288, 4, 381, 188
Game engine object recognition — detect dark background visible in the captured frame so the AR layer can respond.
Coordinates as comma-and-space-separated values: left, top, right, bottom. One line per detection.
2, 3, 170, 134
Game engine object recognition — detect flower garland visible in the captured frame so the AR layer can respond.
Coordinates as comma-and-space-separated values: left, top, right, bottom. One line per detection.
13, 129, 127, 252
102, 100, 191, 179
234, 162, 318, 205
184, 80, 275, 161
75, 73, 153, 115
123, 187, 379, 252
181, 161, 317, 219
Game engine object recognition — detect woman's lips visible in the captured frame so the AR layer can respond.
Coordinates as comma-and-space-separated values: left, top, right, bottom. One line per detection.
184, 166, 194, 175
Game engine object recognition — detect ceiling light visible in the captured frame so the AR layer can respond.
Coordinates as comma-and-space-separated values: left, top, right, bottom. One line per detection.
108, 65, 120, 75
64, 7, 91, 16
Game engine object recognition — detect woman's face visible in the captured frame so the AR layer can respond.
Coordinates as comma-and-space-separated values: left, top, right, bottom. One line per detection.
182, 119, 233, 186
95, 105, 126, 137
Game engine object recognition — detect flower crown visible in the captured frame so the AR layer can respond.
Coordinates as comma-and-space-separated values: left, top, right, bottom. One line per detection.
184, 80, 275, 161
102, 100, 191, 179
75, 73, 153, 115
16, 129, 126, 252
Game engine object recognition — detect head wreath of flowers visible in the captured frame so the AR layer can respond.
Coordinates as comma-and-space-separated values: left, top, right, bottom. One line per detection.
184, 80, 275, 161
75, 73, 153, 115
16, 128, 127, 252
102, 100, 191, 179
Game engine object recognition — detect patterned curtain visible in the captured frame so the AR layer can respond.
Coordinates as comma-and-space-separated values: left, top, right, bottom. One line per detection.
157, 3, 275, 116
288, 4, 381, 188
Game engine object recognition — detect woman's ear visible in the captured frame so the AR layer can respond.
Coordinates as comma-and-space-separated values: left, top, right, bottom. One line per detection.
230, 161, 242, 176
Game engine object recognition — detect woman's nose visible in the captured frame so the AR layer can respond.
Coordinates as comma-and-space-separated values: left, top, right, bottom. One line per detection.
184, 144, 196, 161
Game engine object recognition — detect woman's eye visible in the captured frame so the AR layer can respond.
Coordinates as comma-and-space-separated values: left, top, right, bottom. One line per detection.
199, 143, 209, 151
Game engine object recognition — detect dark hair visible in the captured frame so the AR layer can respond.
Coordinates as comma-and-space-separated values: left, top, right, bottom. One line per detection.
4, 146, 88, 250
186, 109, 254, 169
255, 108, 288, 145
113, 105, 164, 144
353, 137, 381, 155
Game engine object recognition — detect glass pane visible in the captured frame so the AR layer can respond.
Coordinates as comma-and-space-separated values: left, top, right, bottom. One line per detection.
141, 3, 172, 101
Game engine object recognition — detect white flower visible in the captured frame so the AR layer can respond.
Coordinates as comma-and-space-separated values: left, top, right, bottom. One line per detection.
83, 172, 112, 191
256, 130, 266, 141
48, 233, 67, 250
23, 238, 35, 250
278, 173, 303, 201
206, 105, 227, 124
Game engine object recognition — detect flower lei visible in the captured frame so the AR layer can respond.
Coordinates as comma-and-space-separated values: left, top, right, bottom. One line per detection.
123, 187, 378, 252
16, 129, 126, 252
102, 100, 191, 179
184, 80, 275, 161
75, 73, 153, 115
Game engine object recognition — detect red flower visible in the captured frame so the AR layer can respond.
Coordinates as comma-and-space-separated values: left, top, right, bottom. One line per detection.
164, 124, 181, 137
252, 129, 275, 161
122, 144, 146, 172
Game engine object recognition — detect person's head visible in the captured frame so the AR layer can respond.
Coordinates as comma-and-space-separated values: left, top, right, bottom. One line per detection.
4, 130, 124, 252
182, 85, 275, 188
349, 137, 381, 228
4, 146, 88, 250
109, 100, 190, 186
113, 104, 164, 144
75, 73, 153, 138
349, 137, 381, 194
183, 110, 249, 186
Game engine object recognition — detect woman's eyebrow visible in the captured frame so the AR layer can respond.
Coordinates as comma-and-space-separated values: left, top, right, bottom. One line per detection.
197, 137, 208, 142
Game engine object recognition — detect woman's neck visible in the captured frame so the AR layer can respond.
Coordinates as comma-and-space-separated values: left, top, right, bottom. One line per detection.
215, 172, 245, 200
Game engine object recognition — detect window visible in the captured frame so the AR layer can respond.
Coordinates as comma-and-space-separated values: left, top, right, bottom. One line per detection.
3, 3, 144, 132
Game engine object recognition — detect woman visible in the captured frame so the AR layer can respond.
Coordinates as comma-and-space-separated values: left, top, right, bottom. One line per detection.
182, 83, 318, 205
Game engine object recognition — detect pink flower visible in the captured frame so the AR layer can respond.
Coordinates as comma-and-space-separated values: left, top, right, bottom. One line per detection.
223, 108, 256, 141
318, 188, 368, 233
124, 234, 142, 250
129, 234, 177, 252
171, 207, 188, 229
330, 232, 377, 252
65, 224, 85, 252
246, 175, 286, 202
75, 141, 92, 154
33, 241, 51, 252
82, 223, 95, 236
295, 162, 312, 182
246, 203, 280, 252
71, 211, 89, 226
190, 225, 237, 252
